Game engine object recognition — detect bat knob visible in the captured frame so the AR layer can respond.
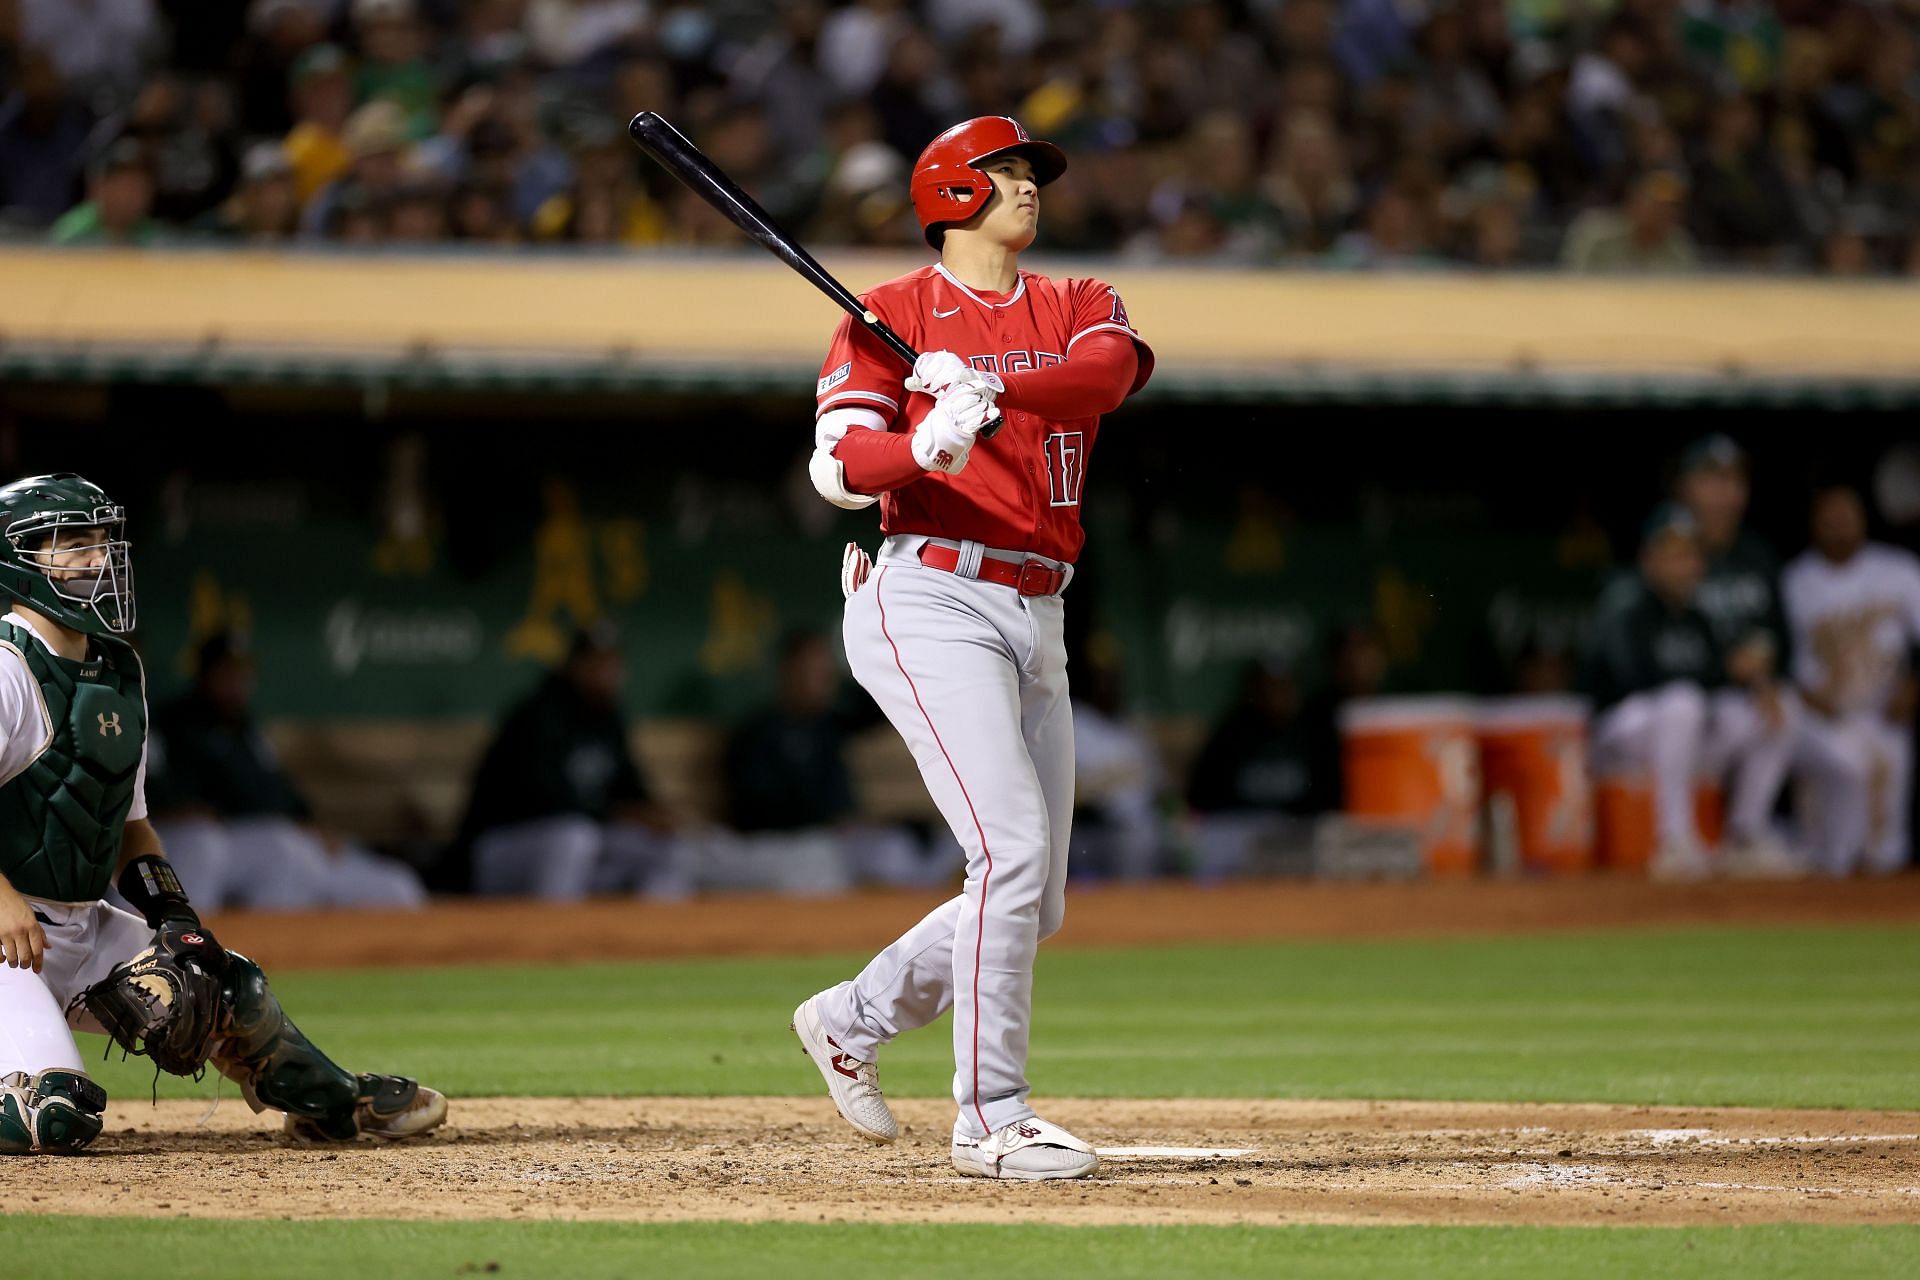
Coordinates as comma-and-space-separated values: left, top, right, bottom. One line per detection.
980, 412, 1004, 441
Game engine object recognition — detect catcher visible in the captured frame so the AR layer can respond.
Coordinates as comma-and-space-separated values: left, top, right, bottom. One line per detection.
0, 473, 446, 1154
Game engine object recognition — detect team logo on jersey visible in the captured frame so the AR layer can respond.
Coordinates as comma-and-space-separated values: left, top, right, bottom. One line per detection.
817, 362, 852, 396
97, 712, 123, 737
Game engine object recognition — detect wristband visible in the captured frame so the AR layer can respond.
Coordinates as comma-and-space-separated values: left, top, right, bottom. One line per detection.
117, 854, 201, 931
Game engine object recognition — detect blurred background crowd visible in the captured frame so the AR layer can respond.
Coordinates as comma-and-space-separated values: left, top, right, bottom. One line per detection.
6, 0, 1920, 271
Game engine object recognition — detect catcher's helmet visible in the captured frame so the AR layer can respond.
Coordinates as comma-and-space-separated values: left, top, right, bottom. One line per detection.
911, 116, 1066, 249
0, 473, 136, 635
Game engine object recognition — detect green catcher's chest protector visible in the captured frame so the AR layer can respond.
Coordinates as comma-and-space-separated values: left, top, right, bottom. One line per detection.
0, 620, 146, 902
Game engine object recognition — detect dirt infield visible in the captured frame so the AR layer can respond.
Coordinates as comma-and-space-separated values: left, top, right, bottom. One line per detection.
24, 1096, 1919, 1228
206, 876, 1920, 971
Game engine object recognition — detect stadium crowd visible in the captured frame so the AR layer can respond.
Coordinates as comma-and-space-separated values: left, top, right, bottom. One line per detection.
3, 0, 1919, 271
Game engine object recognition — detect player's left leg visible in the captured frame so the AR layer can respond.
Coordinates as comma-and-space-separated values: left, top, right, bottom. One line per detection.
65, 900, 446, 1142
1019, 594, 1074, 946
323, 839, 429, 909
1707, 688, 1801, 875
1862, 715, 1913, 874
212, 950, 447, 1141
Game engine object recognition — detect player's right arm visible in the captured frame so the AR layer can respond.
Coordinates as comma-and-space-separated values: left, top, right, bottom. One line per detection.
0, 870, 45, 973
809, 304, 909, 508
0, 649, 47, 971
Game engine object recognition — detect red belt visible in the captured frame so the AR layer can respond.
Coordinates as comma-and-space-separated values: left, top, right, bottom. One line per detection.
918, 543, 1067, 597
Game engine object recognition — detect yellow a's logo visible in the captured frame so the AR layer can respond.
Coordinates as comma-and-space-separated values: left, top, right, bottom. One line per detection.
97, 712, 122, 737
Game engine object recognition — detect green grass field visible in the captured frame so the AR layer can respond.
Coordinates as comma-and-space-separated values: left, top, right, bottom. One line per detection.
10, 1219, 1920, 1280
87, 925, 1920, 1109
40, 924, 1920, 1277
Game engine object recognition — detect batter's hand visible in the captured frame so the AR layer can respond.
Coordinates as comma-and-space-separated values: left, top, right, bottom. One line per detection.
912, 386, 991, 475
905, 351, 1004, 403
0, 875, 47, 973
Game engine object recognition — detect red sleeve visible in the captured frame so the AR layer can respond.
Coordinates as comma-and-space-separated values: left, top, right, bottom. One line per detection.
816, 302, 906, 423
1055, 278, 1154, 398
834, 429, 925, 493
998, 331, 1139, 418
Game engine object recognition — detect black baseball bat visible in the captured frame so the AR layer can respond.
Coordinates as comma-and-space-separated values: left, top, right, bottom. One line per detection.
628, 110, 1002, 438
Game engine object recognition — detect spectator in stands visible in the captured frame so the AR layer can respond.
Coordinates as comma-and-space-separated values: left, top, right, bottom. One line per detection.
282, 43, 355, 205
24, 0, 1920, 271
349, 0, 440, 142
122, 74, 240, 225
18, 0, 159, 106
237, 0, 331, 139
205, 138, 301, 240
1782, 484, 1920, 875
1689, 94, 1802, 266
717, 629, 948, 892
147, 631, 427, 910
455, 622, 692, 901
1186, 656, 1341, 880
49, 137, 162, 244
1266, 109, 1357, 256
1071, 655, 1172, 880
1562, 169, 1700, 272
0, 53, 93, 228
304, 97, 410, 237
1585, 504, 1793, 879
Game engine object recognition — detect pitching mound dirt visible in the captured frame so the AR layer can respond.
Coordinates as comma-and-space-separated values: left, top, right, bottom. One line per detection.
17, 1097, 1919, 1228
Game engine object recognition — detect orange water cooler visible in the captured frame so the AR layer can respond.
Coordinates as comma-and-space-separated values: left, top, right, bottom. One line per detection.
1340, 697, 1480, 875
1476, 696, 1595, 875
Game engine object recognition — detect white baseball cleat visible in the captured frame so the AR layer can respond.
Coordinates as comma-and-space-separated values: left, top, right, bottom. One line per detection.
791, 994, 898, 1142
952, 1116, 1098, 1181
1718, 835, 1806, 880
1648, 838, 1712, 882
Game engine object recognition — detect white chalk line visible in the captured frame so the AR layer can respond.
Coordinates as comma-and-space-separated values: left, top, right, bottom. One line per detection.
1096, 1146, 1257, 1160
1635, 1129, 1919, 1148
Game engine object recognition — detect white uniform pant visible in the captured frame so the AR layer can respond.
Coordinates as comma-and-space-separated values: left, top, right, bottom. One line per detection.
1591, 683, 1794, 849
154, 817, 426, 912
1796, 713, 1912, 875
471, 816, 694, 901
0, 898, 152, 1078
818, 543, 1073, 1140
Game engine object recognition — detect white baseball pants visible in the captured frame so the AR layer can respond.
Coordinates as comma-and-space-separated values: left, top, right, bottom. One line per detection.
819, 537, 1074, 1140
0, 898, 152, 1078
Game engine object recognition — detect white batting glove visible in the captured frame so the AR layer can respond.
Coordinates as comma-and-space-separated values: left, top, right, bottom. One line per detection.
912, 386, 991, 474
904, 350, 970, 396
841, 541, 872, 599
905, 351, 1005, 403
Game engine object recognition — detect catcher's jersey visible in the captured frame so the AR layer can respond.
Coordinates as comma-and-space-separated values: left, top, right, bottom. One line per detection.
0, 612, 150, 902
815, 264, 1153, 563
1782, 544, 1920, 715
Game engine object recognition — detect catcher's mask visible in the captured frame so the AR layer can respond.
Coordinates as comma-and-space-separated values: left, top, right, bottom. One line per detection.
0, 472, 136, 636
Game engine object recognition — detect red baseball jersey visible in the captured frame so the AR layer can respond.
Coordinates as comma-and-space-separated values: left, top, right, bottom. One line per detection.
815, 264, 1154, 564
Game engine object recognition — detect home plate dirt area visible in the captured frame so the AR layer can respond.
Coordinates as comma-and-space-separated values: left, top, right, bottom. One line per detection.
30, 1097, 1920, 1228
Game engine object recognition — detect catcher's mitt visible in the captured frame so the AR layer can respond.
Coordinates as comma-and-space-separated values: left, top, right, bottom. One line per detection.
76, 943, 224, 1077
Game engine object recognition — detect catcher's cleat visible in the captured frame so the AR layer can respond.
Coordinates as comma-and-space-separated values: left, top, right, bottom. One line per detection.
952, 1116, 1098, 1181
792, 994, 898, 1142
285, 1074, 447, 1143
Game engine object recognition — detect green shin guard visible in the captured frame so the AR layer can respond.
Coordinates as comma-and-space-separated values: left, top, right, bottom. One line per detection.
213, 952, 362, 1141
0, 1069, 108, 1154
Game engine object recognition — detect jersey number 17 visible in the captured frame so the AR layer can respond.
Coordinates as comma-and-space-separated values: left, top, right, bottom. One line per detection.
1044, 432, 1086, 508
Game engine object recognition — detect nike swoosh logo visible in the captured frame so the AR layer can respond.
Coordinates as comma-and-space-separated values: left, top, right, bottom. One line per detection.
933, 305, 960, 318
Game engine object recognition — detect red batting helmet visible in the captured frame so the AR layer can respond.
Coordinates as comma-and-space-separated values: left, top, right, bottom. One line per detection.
910, 116, 1067, 248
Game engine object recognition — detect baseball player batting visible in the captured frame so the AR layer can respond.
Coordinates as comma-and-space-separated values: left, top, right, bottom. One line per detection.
791, 117, 1154, 1181
0, 474, 446, 1153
